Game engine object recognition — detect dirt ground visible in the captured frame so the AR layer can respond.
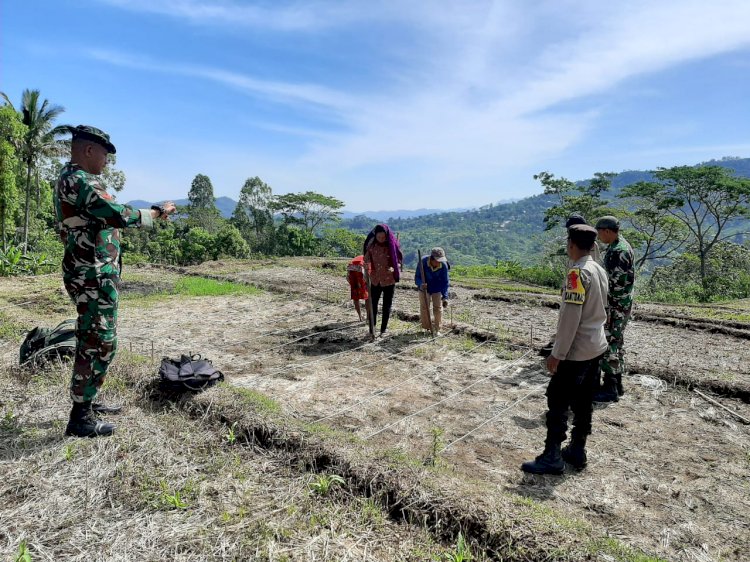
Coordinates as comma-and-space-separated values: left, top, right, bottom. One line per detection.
2, 265, 749, 561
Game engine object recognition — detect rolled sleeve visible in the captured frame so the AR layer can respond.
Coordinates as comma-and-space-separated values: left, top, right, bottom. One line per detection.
139, 208, 155, 229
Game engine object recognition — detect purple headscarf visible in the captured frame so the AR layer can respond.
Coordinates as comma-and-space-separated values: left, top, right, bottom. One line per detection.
363, 224, 403, 282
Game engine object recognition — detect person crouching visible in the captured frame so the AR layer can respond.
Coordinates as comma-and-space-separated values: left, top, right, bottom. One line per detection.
415, 247, 450, 336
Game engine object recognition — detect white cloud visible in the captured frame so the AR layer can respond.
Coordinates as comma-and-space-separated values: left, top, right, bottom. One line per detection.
88, 0, 750, 207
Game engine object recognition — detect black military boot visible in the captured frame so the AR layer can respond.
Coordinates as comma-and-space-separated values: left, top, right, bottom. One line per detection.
521, 443, 564, 475
65, 402, 115, 438
561, 437, 587, 470
92, 401, 123, 414
593, 378, 619, 403
616, 374, 625, 397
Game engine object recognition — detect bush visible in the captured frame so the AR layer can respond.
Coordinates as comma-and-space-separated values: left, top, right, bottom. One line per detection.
452, 260, 563, 289
644, 242, 750, 302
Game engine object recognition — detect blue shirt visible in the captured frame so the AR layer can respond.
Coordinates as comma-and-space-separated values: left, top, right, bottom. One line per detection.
414, 257, 450, 299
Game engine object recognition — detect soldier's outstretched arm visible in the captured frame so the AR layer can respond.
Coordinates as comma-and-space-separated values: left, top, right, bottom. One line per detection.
73, 174, 155, 229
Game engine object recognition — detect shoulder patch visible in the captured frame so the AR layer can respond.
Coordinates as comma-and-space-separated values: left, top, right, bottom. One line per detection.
564, 268, 586, 305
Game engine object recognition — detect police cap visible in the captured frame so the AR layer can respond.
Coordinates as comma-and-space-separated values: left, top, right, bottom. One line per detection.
568, 223, 598, 247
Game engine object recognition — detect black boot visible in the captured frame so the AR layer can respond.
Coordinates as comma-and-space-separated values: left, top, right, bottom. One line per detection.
65, 402, 115, 438
521, 443, 564, 475
92, 401, 123, 414
593, 378, 619, 403
561, 437, 587, 470
616, 374, 625, 397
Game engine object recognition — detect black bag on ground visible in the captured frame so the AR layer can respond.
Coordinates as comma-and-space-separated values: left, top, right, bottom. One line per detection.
158, 354, 224, 392
20, 319, 77, 365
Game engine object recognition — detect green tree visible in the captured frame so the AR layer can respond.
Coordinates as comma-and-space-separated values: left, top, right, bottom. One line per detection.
1, 89, 66, 252
535, 171, 615, 230
0, 106, 26, 245
187, 173, 222, 234
233, 176, 274, 250
274, 223, 319, 256
619, 207, 689, 270
319, 227, 365, 258
180, 227, 215, 264
271, 191, 344, 235
102, 154, 126, 192
215, 224, 250, 259
621, 166, 750, 296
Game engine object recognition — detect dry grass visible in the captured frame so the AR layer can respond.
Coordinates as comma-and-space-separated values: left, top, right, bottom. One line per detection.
6, 263, 747, 561
0, 358, 452, 562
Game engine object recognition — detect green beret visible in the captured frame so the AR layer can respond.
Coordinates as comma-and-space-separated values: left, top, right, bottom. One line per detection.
595, 215, 620, 230
568, 223, 597, 246
71, 125, 116, 154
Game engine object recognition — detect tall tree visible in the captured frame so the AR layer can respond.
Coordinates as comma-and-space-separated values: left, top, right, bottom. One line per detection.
621, 166, 750, 295
232, 176, 274, 250
187, 173, 222, 234
0, 106, 26, 245
619, 206, 689, 270
270, 191, 344, 235
1, 89, 66, 252
535, 171, 616, 229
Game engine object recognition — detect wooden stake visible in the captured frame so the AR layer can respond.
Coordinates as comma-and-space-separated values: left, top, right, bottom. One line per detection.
363, 264, 375, 338
694, 389, 750, 424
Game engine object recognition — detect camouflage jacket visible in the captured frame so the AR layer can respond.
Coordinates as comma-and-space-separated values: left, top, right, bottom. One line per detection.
54, 162, 154, 280
603, 235, 635, 311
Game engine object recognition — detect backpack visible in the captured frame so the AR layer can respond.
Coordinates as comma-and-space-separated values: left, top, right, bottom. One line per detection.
20, 319, 77, 366
158, 354, 224, 392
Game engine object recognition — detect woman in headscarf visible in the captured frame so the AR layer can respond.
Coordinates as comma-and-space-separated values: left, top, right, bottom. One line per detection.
363, 224, 403, 337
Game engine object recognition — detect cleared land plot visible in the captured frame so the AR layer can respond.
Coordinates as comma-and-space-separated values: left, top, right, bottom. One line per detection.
2, 265, 749, 561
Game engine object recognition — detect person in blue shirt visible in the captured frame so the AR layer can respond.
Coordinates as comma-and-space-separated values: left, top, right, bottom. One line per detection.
415, 247, 450, 335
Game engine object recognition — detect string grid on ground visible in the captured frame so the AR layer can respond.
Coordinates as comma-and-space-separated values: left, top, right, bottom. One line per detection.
363, 350, 534, 440
275, 331, 444, 401
442, 383, 547, 452
312, 339, 493, 423
237, 327, 423, 387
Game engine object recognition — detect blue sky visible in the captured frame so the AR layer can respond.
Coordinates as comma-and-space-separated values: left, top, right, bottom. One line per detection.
3, 0, 750, 211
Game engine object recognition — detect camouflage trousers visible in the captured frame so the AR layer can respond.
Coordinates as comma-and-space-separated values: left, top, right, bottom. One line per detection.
64, 273, 119, 403
600, 307, 631, 382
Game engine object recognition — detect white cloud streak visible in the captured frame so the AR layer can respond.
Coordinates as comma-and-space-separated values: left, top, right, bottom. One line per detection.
89, 0, 750, 205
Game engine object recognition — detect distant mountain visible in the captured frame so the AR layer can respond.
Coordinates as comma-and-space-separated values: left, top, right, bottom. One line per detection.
126, 197, 238, 218
126, 198, 521, 221
341, 199, 518, 221
344, 157, 750, 267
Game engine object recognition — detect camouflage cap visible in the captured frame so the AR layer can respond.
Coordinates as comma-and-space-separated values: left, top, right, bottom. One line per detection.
595, 215, 620, 230
71, 125, 116, 154
430, 247, 448, 263
565, 213, 587, 228
568, 223, 598, 247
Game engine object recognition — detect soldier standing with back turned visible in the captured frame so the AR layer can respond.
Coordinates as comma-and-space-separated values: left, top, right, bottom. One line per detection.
593, 216, 635, 403
54, 125, 176, 437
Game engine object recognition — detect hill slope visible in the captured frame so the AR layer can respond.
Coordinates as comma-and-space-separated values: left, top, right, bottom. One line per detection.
345, 157, 750, 266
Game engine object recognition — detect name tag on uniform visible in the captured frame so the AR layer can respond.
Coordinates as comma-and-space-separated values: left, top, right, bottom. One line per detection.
564, 268, 585, 305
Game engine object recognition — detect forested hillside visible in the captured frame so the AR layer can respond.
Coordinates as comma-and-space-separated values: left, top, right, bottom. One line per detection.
343, 157, 750, 267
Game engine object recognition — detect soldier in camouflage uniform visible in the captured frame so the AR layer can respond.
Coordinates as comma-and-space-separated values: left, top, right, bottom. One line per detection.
593, 216, 635, 403
54, 125, 175, 437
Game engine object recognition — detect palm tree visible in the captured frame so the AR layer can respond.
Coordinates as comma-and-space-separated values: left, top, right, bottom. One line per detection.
1, 89, 66, 253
